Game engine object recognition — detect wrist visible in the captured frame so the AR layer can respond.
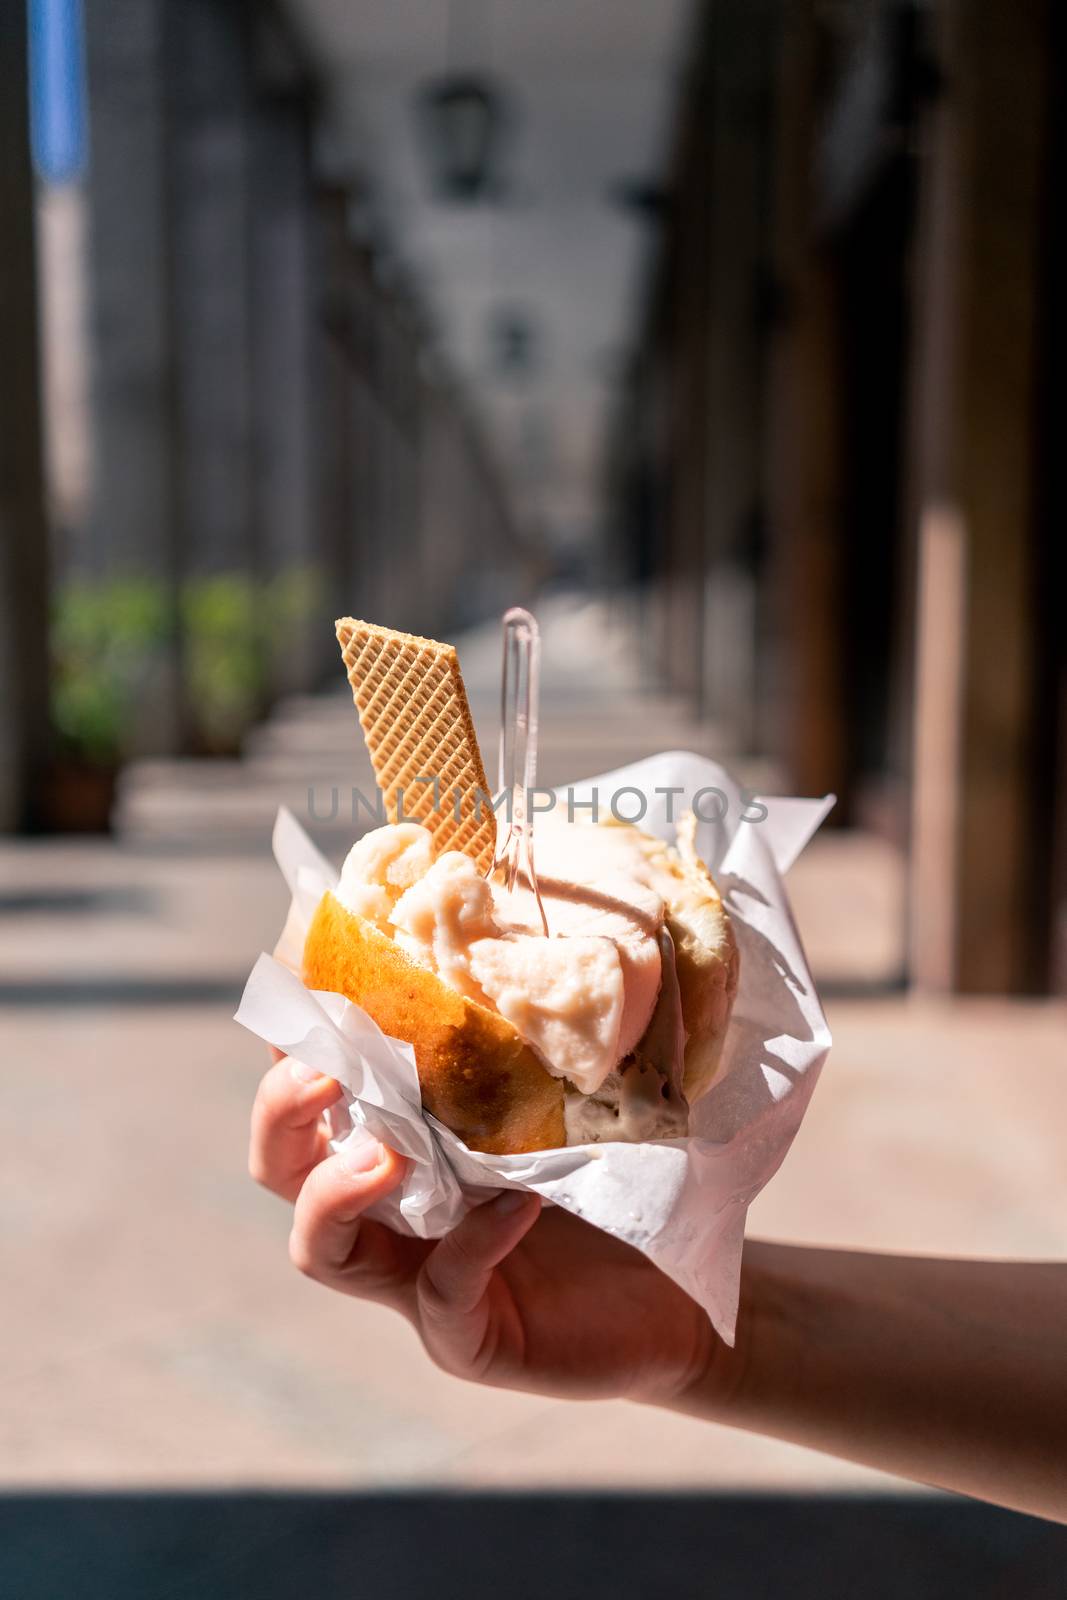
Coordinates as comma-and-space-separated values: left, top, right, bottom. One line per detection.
663, 1241, 805, 1425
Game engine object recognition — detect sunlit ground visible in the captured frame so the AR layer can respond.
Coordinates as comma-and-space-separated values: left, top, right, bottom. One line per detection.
2, 599, 1065, 1494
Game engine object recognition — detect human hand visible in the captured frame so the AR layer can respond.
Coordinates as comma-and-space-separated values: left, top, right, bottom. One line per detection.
249, 1054, 723, 1405
252, 1048, 1067, 1522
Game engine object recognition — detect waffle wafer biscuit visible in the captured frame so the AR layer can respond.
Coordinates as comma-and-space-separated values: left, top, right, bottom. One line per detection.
335, 618, 496, 874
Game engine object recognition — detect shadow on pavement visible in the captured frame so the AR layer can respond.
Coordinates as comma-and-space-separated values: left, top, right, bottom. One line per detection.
2, 1491, 1065, 1600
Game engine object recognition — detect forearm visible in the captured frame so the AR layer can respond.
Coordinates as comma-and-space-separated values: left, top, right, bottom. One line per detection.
671, 1243, 1067, 1523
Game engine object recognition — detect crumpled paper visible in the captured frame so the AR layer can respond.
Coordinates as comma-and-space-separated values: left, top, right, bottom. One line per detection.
235, 752, 833, 1342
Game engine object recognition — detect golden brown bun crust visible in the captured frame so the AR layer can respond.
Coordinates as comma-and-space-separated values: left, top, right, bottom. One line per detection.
646, 812, 739, 1100
629, 813, 739, 1103
303, 890, 565, 1154
671, 905, 739, 1101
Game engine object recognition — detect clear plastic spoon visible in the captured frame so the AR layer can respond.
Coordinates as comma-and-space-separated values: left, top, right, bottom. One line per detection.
493, 606, 549, 934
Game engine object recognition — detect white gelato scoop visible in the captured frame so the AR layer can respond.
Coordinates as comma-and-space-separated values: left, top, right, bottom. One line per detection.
337, 816, 668, 1095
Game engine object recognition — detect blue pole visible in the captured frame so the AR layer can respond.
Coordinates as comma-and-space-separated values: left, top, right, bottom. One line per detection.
27, 0, 88, 183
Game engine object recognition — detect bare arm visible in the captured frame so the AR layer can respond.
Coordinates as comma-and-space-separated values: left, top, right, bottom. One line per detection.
250, 1057, 1067, 1524
674, 1244, 1067, 1523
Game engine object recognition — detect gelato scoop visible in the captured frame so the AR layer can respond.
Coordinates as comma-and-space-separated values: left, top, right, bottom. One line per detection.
317, 811, 738, 1150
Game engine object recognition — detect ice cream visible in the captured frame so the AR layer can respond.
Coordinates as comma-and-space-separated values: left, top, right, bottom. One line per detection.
335, 813, 673, 1100
307, 616, 737, 1155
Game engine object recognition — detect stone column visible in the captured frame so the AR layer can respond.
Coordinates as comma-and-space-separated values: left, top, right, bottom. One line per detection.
700, 0, 775, 747
0, 1, 51, 829
249, 66, 316, 696
166, 0, 255, 579
907, 0, 1054, 992
83, 0, 184, 751
763, 1, 848, 805
310, 186, 356, 659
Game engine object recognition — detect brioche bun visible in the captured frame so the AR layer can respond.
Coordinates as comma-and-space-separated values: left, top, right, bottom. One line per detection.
302, 817, 738, 1154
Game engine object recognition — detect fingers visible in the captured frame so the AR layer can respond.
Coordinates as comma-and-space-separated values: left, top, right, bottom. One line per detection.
288, 1139, 429, 1311
416, 1191, 541, 1375
249, 1055, 343, 1203
421, 1191, 541, 1316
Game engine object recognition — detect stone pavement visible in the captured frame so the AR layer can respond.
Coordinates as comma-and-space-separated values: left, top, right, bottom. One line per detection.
2, 596, 1065, 1491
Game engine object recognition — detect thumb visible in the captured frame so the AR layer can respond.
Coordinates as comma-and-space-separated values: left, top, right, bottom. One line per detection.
416, 1190, 541, 1367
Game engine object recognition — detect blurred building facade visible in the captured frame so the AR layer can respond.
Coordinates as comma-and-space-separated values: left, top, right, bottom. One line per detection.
613, 0, 1065, 996
80, 0, 521, 758
1, 0, 1064, 998
1, 0, 522, 821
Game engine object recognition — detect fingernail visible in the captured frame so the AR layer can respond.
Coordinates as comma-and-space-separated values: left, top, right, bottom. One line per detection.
338, 1136, 386, 1177
491, 1189, 529, 1217
290, 1059, 323, 1084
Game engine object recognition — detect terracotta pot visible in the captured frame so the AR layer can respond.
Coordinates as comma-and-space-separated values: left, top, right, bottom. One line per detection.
39, 760, 119, 834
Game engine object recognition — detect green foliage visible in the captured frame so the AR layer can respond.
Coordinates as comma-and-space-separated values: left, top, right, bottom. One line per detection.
264, 565, 325, 636
180, 574, 263, 752
182, 566, 323, 751
50, 566, 325, 761
51, 577, 171, 764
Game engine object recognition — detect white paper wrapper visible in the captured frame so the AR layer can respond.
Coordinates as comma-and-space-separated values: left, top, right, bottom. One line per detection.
235, 753, 833, 1343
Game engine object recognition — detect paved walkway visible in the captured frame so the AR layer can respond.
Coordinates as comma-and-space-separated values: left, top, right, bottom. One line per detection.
2, 596, 1065, 1490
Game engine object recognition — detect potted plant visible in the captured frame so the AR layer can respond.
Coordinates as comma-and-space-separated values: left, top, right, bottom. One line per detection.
181, 565, 323, 753
45, 577, 170, 831
181, 573, 267, 756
